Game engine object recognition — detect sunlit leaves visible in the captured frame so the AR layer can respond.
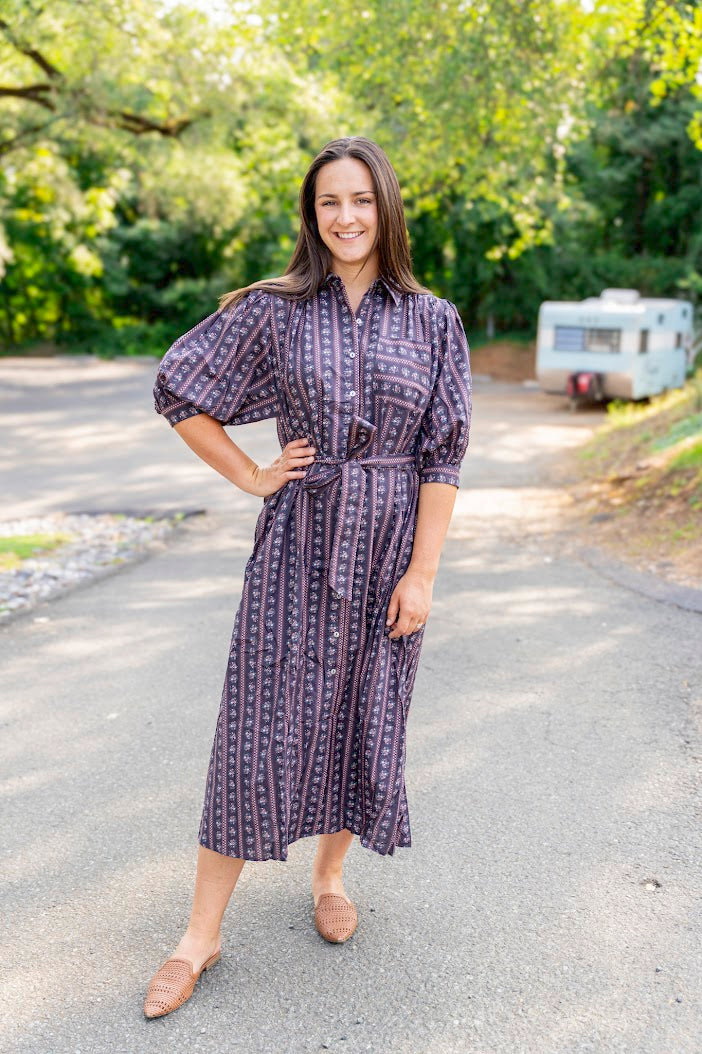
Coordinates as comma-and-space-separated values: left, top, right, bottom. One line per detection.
0, 0, 700, 345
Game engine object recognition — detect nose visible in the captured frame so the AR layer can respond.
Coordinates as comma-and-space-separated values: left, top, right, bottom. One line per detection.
338, 201, 355, 225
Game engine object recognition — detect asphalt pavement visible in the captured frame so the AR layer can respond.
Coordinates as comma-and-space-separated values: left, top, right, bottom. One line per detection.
1, 356, 700, 1054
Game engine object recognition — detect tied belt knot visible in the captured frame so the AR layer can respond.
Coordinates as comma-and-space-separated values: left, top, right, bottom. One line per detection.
301, 451, 417, 601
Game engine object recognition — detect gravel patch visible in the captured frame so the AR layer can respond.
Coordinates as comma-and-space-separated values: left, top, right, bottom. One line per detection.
0, 511, 196, 623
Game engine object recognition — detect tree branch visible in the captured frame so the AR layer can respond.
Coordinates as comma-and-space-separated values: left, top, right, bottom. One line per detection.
0, 83, 56, 110
0, 18, 63, 81
0, 20, 207, 141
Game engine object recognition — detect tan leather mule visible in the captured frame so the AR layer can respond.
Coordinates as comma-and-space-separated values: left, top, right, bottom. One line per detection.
143, 949, 221, 1019
314, 893, 358, 943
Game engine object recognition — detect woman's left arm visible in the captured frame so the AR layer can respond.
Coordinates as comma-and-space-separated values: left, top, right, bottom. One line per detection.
385, 482, 457, 639
385, 298, 471, 640
408, 481, 458, 578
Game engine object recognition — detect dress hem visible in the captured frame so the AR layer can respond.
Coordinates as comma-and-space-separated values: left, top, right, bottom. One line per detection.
197, 820, 411, 863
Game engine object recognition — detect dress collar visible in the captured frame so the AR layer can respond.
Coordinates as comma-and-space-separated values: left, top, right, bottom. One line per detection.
322, 271, 402, 307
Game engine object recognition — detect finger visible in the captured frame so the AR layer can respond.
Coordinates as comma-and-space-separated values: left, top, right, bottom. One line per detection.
284, 446, 316, 466
385, 594, 399, 629
396, 615, 423, 638
287, 438, 316, 454
388, 609, 412, 638
284, 458, 315, 476
279, 449, 315, 477
390, 623, 411, 639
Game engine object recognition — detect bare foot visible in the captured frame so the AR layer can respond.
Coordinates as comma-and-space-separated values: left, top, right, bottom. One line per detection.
169, 929, 221, 974
311, 865, 352, 909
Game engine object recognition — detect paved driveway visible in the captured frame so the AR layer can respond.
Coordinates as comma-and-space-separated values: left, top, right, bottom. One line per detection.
1, 357, 700, 1053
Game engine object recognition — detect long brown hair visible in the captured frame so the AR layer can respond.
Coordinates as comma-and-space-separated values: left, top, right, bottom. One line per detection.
218, 136, 427, 311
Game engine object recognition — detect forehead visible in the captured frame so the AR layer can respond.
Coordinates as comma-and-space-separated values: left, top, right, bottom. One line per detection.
315, 157, 374, 196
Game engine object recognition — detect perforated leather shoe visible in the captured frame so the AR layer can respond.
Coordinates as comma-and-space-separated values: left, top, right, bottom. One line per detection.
314, 893, 358, 943
143, 949, 221, 1019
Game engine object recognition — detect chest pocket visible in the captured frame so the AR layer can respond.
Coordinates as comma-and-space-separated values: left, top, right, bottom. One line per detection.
371, 337, 434, 413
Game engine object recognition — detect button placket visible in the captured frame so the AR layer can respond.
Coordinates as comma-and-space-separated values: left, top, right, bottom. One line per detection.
350, 306, 360, 410
338, 286, 361, 422
354, 287, 378, 421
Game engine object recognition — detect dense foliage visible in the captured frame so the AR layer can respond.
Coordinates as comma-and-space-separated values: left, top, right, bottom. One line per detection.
0, 0, 700, 352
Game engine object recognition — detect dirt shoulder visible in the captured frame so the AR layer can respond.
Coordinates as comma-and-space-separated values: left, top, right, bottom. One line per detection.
556, 375, 702, 591
470, 337, 701, 593
469, 339, 536, 383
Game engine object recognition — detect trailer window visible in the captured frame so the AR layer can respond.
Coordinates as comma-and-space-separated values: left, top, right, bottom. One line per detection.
554, 326, 585, 351
585, 328, 621, 353
639, 329, 649, 354
554, 326, 621, 353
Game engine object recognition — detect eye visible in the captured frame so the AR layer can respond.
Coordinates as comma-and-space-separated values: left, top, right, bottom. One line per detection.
357, 197, 373, 205
320, 200, 337, 207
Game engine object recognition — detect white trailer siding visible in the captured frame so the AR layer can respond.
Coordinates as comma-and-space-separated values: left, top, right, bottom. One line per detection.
536, 290, 692, 400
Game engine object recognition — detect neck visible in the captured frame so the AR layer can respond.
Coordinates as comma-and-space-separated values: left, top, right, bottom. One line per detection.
330, 256, 380, 293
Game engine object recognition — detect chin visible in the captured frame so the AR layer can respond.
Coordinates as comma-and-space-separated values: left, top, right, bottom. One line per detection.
331, 244, 369, 259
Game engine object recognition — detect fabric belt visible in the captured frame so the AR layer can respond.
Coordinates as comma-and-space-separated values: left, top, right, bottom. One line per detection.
300, 452, 417, 601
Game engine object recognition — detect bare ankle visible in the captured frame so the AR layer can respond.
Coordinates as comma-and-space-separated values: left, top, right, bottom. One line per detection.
183, 924, 221, 946
312, 862, 343, 879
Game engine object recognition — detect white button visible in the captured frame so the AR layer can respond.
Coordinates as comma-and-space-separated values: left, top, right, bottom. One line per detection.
349, 351, 356, 358
329, 668, 336, 675
356, 317, 362, 325
349, 390, 356, 397
334, 631, 339, 637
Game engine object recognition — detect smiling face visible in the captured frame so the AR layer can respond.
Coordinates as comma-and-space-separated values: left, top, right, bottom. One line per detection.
314, 157, 379, 281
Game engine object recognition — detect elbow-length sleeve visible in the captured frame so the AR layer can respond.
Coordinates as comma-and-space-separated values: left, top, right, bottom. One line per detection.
417, 298, 473, 487
153, 290, 280, 427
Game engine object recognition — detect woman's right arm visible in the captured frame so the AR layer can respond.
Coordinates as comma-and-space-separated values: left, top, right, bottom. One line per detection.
172, 413, 315, 498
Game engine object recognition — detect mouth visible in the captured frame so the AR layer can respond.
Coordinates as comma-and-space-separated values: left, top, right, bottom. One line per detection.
334, 231, 364, 240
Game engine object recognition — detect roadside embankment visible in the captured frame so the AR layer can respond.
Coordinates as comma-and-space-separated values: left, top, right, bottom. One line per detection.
564, 372, 702, 589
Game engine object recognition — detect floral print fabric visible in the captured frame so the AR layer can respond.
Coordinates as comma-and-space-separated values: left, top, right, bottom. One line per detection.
153, 273, 472, 859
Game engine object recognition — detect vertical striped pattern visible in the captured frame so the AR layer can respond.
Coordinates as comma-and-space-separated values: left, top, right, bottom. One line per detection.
153, 273, 472, 859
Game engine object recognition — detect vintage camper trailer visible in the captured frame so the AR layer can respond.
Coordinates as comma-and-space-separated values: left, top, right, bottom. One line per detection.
536, 288, 693, 405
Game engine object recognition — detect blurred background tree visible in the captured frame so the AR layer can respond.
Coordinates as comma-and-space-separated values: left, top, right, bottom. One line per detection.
0, 0, 700, 352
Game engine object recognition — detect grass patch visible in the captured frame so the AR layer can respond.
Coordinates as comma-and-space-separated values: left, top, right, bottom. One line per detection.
651, 412, 702, 452
670, 438, 702, 470
0, 532, 74, 572
603, 374, 702, 431
578, 371, 702, 475
671, 522, 698, 541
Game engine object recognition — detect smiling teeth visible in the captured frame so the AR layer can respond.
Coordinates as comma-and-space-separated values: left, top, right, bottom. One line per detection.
336, 232, 362, 239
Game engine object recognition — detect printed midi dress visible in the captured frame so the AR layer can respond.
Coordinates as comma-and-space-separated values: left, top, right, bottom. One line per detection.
153, 273, 472, 860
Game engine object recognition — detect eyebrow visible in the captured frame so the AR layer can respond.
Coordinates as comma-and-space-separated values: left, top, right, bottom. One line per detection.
316, 189, 375, 198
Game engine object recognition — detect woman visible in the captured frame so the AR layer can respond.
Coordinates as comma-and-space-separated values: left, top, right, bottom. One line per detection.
144, 136, 472, 1019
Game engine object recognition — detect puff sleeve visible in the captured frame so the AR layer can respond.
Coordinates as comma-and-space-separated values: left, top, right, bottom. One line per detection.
416, 298, 472, 487
153, 290, 280, 427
